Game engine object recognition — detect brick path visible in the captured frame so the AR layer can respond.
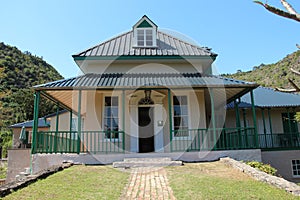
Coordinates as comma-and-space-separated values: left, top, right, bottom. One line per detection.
122, 167, 176, 200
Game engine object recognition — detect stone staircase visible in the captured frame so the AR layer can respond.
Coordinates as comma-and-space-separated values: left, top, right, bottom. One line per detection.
113, 157, 182, 168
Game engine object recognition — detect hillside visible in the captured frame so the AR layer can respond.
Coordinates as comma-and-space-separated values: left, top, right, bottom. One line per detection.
224, 50, 300, 89
0, 42, 63, 128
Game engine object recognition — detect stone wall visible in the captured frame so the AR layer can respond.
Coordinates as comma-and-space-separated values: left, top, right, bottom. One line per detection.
220, 157, 300, 196
6, 149, 31, 183
0, 163, 72, 198
31, 149, 261, 174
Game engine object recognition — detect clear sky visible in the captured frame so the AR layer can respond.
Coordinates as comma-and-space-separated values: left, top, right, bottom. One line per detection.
1, 0, 300, 78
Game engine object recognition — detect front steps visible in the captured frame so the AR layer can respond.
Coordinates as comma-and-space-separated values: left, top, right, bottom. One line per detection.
113, 157, 182, 168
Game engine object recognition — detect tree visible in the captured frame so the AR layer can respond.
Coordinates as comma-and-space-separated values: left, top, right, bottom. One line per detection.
254, 0, 300, 92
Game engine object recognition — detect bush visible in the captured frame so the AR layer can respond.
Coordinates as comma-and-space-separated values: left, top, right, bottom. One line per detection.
246, 161, 277, 176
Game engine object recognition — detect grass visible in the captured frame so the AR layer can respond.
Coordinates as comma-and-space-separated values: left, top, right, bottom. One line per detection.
166, 161, 300, 200
3, 165, 129, 200
3, 161, 300, 200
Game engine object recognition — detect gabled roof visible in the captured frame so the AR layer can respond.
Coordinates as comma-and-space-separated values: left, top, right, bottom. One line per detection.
9, 118, 49, 128
72, 30, 217, 58
227, 87, 300, 108
133, 15, 157, 28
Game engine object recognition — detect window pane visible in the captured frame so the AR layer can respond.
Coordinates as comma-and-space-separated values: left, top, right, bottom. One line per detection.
181, 96, 187, 105
105, 107, 111, 117
174, 117, 181, 127
105, 97, 111, 106
146, 35, 152, 40
174, 106, 181, 116
138, 40, 144, 46
146, 41, 153, 46
146, 29, 152, 35
111, 107, 118, 118
137, 30, 144, 35
173, 96, 180, 105
181, 116, 189, 127
138, 35, 144, 40
181, 105, 188, 115
112, 97, 118, 106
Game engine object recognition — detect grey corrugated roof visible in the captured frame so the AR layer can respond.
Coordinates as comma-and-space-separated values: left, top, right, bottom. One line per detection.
9, 118, 49, 128
72, 31, 217, 58
233, 87, 300, 108
226, 101, 252, 109
34, 73, 256, 89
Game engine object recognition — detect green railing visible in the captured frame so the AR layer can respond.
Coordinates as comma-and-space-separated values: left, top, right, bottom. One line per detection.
258, 133, 300, 149
34, 130, 125, 154
171, 127, 257, 152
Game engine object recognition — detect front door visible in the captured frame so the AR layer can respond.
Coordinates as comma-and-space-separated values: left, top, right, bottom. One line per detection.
138, 107, 154, 153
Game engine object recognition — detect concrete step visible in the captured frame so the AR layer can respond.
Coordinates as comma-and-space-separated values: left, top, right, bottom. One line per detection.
113, 157, 182, 168
123, 157, 172, 162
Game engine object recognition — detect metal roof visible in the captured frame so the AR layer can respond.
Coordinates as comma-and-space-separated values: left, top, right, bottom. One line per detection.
226, 101, 252, 109
34, 73, 256, 89
228, 87, 300, 108
9, 118, 49, 128
72, 31, 217, 58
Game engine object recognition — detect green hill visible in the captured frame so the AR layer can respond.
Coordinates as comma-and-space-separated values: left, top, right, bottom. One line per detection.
223, 50, 300, 90
0, 42, 63, 155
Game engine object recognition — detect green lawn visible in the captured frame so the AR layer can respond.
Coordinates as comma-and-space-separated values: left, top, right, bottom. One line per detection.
166, 161, 300, 200
3, 165, 129, 200
3, 162, 300, 200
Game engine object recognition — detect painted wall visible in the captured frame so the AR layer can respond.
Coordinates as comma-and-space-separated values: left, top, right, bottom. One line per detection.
49, 89, 207, 153
262, 150, 300, 183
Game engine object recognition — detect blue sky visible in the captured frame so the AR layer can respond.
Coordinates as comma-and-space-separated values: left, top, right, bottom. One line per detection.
1, 0, 300, 78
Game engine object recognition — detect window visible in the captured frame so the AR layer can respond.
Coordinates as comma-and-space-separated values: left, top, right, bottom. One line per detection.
173, 96, 189, 137
282, 113, 298, 133
71, 118, 84, 139
104, 96, 119, 139
71, 118, 84, 131
292, 160, 300, 177
137, 29, 153, 47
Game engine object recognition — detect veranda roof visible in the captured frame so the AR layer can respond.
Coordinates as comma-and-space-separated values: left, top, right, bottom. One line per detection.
238, 87, 300, 108
9, 118, 49, 128
34, 73, 258, 112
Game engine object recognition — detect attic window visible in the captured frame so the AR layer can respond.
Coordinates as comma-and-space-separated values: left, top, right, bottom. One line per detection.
133, 16, 157, 48
137, 29, 153, 47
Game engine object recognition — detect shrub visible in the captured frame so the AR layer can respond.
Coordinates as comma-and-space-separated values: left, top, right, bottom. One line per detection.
246, 161, 277, 176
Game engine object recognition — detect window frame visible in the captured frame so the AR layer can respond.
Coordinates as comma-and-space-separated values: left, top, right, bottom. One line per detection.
172, 93, 191, 140
103, 94, 121, 142
291, 159, 300, 177
134, 27, 157, 48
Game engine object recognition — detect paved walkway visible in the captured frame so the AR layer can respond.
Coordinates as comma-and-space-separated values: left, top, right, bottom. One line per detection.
122, 167, 176, 200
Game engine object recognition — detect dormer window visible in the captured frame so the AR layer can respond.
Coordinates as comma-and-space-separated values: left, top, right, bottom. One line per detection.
137, 29, 153, 46
133, 15, 157, 48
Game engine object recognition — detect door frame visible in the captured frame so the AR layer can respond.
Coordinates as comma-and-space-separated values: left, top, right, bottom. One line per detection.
138, 105, 155, 153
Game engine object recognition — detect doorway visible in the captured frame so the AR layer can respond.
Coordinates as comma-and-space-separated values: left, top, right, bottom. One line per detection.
138, 107, 154, 153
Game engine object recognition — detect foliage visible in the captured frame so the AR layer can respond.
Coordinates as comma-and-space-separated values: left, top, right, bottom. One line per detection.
0, 42, 63, 156
167, 162, 297, 200
246, 161, 277, 176
296, 112, 300, 121
223, 50, 300, 90
0, 162, 7, 179
0, 129, 12, 158
3, 165, 129, 200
